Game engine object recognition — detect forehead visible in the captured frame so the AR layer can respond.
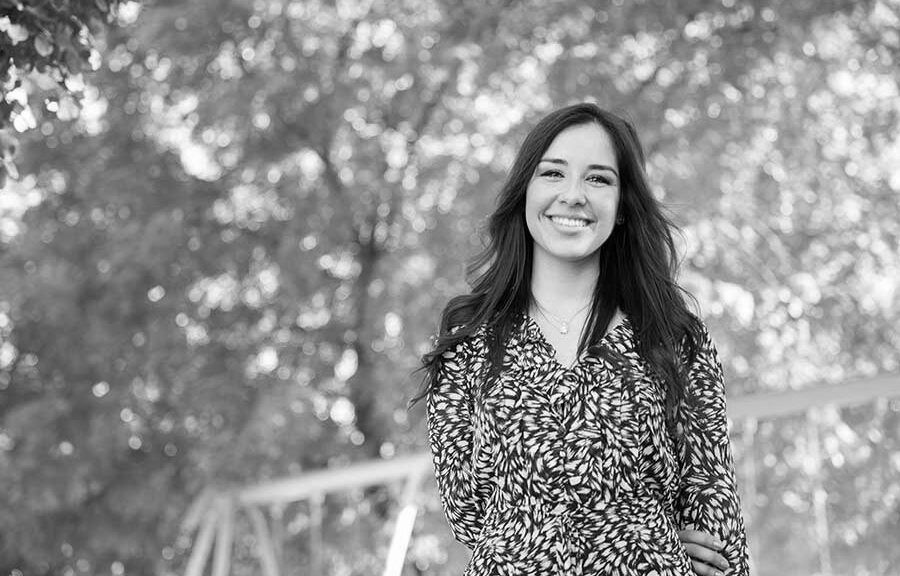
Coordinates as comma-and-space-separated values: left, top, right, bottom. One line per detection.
543, 123, 616, 167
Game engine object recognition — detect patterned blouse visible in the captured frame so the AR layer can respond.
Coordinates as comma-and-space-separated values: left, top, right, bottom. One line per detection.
426, 313, 750, 575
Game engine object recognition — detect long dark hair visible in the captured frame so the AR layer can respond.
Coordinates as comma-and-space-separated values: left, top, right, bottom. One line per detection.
409, 103, 702, 430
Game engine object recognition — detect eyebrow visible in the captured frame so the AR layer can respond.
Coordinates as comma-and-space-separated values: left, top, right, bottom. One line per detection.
539, 157, 619, 177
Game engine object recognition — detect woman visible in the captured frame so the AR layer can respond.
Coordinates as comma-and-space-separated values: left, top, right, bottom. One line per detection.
414, 103, 749, 575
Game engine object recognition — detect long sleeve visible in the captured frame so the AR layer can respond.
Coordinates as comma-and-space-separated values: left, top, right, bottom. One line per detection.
674, 324, 750, 575
426, 337, 495, 549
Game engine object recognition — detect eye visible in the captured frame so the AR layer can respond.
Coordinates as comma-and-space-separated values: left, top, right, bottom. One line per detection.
587, 174, 613, 185
540, 169, 564, 179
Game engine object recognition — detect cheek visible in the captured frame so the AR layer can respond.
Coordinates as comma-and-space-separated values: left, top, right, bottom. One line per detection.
594, 191, 620, 216
524, 185, 545, 230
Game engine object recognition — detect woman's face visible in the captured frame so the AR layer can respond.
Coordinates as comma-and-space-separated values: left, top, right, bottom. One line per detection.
525, 122, 620, 265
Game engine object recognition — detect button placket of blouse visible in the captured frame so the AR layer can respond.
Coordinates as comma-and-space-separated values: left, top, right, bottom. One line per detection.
544, 500, 587, 576
551, 368, 580, 484
550, 366, 579, 414
561, 363, 622, 504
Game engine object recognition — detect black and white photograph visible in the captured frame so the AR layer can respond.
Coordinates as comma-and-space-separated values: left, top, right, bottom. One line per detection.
1, 1, 898, 575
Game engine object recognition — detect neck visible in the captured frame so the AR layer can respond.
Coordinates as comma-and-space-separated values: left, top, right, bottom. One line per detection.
529, 247, 599, 315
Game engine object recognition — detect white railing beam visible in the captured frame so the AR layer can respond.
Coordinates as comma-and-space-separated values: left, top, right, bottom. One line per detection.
728, 373, 899, 420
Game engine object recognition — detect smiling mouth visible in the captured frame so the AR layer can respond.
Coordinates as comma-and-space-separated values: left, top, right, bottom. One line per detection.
547, 215, 593, 228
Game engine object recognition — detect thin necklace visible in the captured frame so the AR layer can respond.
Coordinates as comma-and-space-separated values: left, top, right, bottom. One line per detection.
532, 296, 592, 335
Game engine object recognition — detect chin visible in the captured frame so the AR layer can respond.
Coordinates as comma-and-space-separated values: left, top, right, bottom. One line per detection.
545, 247, 603, 263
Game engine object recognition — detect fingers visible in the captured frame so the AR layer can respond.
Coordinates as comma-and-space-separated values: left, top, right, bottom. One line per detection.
678, 529, 724, 549
683, 543, 730, 574
677, 530, 731, 575
691, 558, 726, 576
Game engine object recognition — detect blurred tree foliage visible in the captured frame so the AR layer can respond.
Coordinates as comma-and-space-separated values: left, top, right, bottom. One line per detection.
1, 0, 130, 185
0, 0, 898, 575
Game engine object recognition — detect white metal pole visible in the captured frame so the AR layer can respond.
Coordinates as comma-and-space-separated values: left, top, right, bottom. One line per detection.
382, 467, 426, 576
310, 492, 324, 574
184, 506, 219, 576
212, 497, 235, 576
246, 505, 281, 576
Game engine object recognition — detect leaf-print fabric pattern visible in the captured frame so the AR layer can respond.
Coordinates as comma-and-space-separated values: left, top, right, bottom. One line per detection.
426, 313, 750, 575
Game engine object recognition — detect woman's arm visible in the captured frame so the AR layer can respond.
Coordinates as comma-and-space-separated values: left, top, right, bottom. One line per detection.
425, 337, 493, 549
674, 324, 750, 575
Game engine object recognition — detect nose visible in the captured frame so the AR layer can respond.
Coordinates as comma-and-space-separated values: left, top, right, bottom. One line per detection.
557, 177, 586, 205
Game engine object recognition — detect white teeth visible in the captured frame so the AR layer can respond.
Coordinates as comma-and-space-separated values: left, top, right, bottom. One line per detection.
549, 216, 590, 228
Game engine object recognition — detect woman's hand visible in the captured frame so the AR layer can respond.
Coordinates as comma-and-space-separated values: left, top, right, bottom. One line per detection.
678, 530, 730, 576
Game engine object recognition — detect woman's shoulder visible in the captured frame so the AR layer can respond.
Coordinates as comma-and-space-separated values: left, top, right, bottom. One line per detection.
434, 325, 489, 394
674, 313, 715, 358
690, 315, 716, 346
445, 322, 489, 357
676, 317, 726, 383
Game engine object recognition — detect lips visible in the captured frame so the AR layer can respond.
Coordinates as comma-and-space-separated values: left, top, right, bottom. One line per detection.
546, 214, 594, 228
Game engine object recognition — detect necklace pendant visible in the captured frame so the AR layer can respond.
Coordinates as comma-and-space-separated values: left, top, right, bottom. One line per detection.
560, 322, 568, 334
